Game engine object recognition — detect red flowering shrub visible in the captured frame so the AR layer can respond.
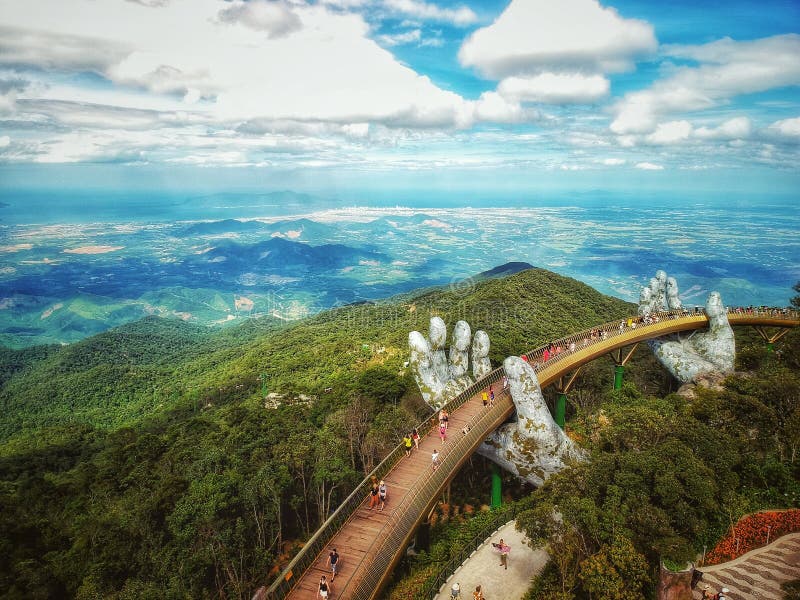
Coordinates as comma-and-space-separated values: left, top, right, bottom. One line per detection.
705, 509, 800, 565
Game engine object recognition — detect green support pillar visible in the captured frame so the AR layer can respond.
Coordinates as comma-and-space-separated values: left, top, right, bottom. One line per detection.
613, 365, 625, 390
491, 464, 502, 508
555, 393, 566, 429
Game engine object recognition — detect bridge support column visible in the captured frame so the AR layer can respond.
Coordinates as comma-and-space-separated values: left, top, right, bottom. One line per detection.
608, 344, 639, 391
554, 369, 582, 431
614, 365, 625, 390
491, 464, 502, 508
555, 393, 566, 429
754, 326, 790, 353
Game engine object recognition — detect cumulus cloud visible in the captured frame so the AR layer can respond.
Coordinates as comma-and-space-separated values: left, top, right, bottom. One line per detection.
383, 0, 477, 27
611, 34, 800, 134
497, 73, 609, 104
645, 120, 691, 145
217, 0, 302, 39
694, 116, 751, 140
601, 157, 625, 165
767, 116, 800, 139
473, 91, 532, 124
635, 161, 664, 170
459, 0, 656, 79
618, 116, 753, 147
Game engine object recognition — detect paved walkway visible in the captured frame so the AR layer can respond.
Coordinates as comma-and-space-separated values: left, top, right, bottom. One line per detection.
433, 520, 548, 600
693, 533, 800, 600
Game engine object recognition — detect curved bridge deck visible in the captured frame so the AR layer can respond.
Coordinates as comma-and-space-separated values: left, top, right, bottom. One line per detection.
260, 307, 799, 600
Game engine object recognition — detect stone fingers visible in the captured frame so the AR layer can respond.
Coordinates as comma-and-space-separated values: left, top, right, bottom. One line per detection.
449, 320, 471, 378
429, 317, 450, 384
472, 330, 491, 379
666, 276, 682, 310
409, 330, 445, 407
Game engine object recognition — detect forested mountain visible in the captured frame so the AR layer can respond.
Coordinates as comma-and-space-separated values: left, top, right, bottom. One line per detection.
0, 267, 631, 442
0, 267, 797, 599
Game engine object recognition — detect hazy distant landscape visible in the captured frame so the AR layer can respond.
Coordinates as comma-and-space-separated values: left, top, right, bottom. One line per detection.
0, 190, 797, 347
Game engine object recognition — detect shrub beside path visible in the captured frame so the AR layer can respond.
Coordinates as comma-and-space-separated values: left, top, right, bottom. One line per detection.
692, 533, 800, 600
433, 520, 548, 600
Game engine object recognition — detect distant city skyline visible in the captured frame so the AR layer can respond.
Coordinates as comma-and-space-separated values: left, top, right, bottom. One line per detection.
0, 0, 799, 195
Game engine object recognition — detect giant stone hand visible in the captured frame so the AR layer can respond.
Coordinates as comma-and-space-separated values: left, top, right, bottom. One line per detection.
639, 270, 735, 383
408, 317, 491, 410
479, 356, 582, 486
409, 318, 581, 486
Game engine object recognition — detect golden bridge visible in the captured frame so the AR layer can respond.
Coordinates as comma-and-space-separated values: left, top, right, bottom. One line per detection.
256, 307, 799, 600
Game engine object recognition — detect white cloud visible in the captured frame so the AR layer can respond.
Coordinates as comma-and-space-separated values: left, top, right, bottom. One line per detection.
0, 25, 129, 73
616, 116, 753, 147
635, 161, 664, 170
459, 0, 656, 79
601, 157, 625, 165
321, 0, 369, 7
0, 0, 473, 130
216, 0, 302, 38
377, 29, 421, 47
497, 73, 609, 104
0, 90, 16, 113
419, 35, 444, 48
767, 116, 800, 138
694, 116, 751, 140
125, 0, 170, 6
645, 120, 692, 145
383, 0, 477, 27
0, 135, 10, 147
473, 91, 529, 124
611, 34, 800, 134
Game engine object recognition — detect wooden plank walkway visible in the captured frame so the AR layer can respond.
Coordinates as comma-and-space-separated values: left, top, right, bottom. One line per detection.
286, 390, 496, 599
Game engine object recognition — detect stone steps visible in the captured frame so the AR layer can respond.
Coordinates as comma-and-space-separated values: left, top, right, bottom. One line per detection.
692, 533, 800, 600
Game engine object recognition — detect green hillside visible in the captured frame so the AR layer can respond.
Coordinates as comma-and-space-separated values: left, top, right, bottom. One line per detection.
0, 267, 633, 442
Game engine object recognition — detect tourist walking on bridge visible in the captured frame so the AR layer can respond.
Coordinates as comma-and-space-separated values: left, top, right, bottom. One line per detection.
326, 548, 339, 581
368, 478, 380, 510
317, 575, 330, 599
378, 480, 387, 511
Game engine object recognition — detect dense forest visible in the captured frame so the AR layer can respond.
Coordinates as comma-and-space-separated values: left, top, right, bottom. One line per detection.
0, 268, 797, 599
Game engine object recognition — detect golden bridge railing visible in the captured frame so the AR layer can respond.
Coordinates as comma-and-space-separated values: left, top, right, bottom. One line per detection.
262, 306, 799, 599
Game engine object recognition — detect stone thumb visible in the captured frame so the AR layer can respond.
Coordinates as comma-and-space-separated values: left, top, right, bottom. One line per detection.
503, 356, 553, 424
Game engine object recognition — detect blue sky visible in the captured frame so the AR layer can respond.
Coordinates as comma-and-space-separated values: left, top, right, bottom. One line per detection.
0, 0, 798, 196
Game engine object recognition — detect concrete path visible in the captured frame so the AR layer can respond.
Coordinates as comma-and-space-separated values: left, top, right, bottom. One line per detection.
433, 520, 549, 600
692, 533, 800, 600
